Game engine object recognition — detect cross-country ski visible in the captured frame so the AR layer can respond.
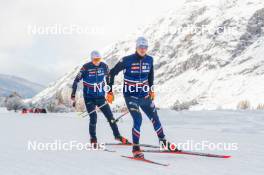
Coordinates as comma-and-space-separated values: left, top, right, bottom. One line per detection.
121, 155, 169, 166
141, 149, 231, 159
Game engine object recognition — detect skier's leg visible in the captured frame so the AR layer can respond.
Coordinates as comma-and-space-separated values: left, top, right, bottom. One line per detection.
84, 97, 97, 141
140, 96, 165, 139
140, 98, 178, 151
96, 98, 121, 138
125, 96, 142, 144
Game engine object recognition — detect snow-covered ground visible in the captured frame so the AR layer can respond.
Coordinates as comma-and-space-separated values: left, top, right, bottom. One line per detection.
0, 108, 264, 175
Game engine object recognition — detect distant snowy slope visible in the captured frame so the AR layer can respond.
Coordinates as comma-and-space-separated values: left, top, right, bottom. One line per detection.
0, 74, 45, 98
32, 0, 264, 110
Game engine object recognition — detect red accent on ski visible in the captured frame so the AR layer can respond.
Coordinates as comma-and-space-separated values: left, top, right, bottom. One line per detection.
142, 150, 231, 159
121, 155, 169, 166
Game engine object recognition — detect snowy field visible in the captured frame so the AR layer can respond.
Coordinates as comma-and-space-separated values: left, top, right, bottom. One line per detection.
0, 108, 264, 175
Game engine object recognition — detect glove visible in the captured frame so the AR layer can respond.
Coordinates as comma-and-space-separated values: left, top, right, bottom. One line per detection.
149, 91, 156, 101
71, 95, 76, 107
106, 92, 114, 104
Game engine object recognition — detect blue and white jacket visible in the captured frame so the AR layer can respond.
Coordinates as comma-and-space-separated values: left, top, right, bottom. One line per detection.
108, 52, 154, 97
72, 62, 109, 98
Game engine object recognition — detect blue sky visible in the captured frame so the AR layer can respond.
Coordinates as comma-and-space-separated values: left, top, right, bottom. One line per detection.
0, 0, 184, 85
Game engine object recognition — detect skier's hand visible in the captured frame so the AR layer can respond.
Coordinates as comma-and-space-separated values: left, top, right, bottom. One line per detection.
149, 91, 156, 101
106, 92, 114, 104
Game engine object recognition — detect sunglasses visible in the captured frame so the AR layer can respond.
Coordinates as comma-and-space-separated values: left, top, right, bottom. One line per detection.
93, 57, 101, 62
137, 45, 148, 49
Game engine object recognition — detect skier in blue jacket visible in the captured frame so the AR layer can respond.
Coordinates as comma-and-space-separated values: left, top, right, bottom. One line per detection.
71, 50, 129, 146
107, 37, 175, 158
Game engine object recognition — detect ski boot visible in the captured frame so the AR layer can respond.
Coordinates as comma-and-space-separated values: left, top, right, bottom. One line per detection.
115, 135, 131, 145
159, 138, 180, 152
132, 145, 144, 158
90, 138, 98, 149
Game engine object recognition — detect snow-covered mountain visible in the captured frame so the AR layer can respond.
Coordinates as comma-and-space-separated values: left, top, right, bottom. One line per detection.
0, 74, 45, 98
32, 0, 264, 110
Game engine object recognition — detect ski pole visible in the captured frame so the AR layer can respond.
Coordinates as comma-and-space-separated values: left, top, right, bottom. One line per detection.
81, 102, 108, 118
111, 110, 130, 124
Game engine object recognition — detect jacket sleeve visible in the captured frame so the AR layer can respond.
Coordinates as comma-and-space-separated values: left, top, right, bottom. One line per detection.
107, 59, 125, 92
105, 64, 110, 76
71, 67, 84, 97
148, 64, 154, 91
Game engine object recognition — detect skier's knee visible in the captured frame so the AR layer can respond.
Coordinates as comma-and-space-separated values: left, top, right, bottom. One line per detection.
90, 117, 97, 124
129, 107, 140, 113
